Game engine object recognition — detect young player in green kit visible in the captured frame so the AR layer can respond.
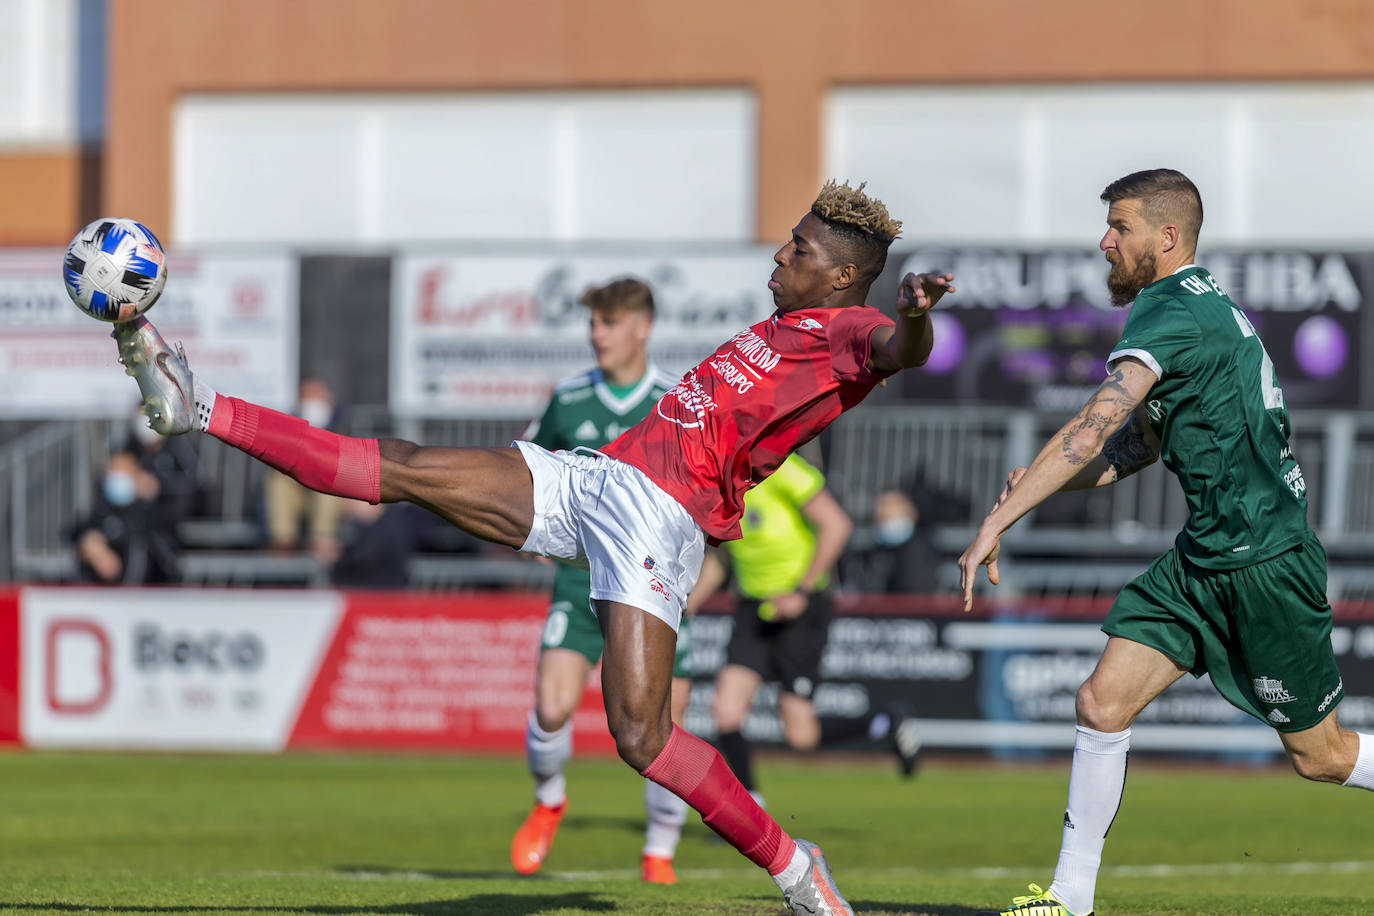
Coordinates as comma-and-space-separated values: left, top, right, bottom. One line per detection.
959, 169, 1372, 916
509, 277, 695, 883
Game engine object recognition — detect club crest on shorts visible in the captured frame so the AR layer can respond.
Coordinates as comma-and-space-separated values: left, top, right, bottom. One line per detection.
1252, 675, 1297, 704
642, 556, 655, 570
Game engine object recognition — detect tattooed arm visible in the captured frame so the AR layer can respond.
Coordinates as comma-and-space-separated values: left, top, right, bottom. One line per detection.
1054, 402, 1163, 491
958, 357, 1158, 610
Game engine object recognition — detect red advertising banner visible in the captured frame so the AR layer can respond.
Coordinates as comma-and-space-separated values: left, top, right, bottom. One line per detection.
0, 588, 17, 742
288, 591, 616, 753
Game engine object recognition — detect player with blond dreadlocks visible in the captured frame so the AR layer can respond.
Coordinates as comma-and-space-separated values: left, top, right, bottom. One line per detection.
111, 179, 953, 916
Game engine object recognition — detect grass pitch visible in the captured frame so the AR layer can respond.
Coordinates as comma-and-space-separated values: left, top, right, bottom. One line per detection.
0, 749, 1370, 915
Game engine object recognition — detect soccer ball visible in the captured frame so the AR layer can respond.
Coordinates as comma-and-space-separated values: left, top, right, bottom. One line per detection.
62, 217, 167, 322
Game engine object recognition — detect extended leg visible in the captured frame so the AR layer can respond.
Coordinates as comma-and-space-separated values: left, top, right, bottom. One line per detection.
712, 664, 763, 797
641, 675, 693, 883
597, 600, 852, 914
511, 648, 594, 875
116, 317, 536, 548
1045, 637, 1186, 916
1279, 709, 1368, 786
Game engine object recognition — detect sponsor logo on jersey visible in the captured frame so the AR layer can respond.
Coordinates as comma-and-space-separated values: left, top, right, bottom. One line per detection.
1253, 675, 1297, 704
642, 556, 656, 570
1318, 678, 1344, 713
574, 420, 600, 440
730, 328, 782, 372
649, 578, 669, 602
558, 388, 595, 405
656, 375, 718, 429
797, 317, 823, 330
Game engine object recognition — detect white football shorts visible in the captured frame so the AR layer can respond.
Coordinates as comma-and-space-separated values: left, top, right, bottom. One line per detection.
514, 440, 705, 632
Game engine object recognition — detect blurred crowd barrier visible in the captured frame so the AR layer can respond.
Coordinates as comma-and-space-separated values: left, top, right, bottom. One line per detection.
5, 406, 1374, 598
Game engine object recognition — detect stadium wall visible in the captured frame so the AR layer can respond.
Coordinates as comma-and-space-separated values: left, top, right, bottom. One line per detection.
101, 0, 1374, 246
7, 585, 1374, 756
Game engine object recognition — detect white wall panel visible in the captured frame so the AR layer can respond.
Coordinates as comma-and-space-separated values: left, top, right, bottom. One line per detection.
174, 90, 756, 245
175, 100, 362, 244
827, 84, 1374, 245
0, 0, 78, 143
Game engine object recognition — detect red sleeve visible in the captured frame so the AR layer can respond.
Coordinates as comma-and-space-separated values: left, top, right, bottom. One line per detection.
828, 306, 896, 384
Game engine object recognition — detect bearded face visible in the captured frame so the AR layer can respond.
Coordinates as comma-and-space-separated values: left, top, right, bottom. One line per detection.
1106, 247, 1157, 307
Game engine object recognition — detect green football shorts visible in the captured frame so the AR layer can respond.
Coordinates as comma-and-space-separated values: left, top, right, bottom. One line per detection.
1104, 533, 1343, 733
540, 571, 693, 678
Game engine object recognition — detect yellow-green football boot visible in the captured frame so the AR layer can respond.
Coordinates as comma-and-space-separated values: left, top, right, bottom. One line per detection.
975, 884, 1092, 916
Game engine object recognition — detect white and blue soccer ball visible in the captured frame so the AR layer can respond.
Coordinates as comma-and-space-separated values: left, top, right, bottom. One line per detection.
62, 217, 167, 322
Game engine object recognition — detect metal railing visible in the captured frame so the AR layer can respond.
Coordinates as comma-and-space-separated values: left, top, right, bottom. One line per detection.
4, 407, 1374, 593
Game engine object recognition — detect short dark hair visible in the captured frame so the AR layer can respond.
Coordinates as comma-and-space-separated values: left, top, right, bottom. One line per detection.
579, 276, 654, 317
1100, 169, 1203, 247
811, 180, 902, 284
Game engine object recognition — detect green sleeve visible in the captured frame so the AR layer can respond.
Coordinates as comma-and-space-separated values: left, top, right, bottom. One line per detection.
1107, 294, 1198, 379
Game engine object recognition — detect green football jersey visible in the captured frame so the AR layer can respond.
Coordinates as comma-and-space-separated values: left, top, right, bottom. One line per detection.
1107, 265, 1311, 569
525, 364, 679, 601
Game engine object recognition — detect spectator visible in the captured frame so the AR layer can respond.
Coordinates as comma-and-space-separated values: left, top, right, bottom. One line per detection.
72, 449, 180, 585
263, 378, 345, 564
330, 501, 449, 588
125, 403, 200, 526
842, 489, 941, 595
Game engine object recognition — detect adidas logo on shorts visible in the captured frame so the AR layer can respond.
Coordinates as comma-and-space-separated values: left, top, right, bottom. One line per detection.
1267, 708, 1291, 724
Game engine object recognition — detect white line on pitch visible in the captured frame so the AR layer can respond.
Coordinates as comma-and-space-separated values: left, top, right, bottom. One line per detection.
316, 859, 1374, 882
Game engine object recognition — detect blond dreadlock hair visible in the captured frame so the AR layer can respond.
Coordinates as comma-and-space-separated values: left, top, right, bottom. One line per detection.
810, 180, 902, 244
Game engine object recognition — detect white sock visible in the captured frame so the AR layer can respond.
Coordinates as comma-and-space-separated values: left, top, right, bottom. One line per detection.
749, 789, 766, 810
1342, 732, 1374, 789
1047, 725, 1131, 916
194, 379, 219, 432
770, 843, 810, 892
525, 711, 572, 808
642, 779, 687, 858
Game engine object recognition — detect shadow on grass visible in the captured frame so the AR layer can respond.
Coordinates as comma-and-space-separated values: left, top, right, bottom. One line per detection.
0, 894, 617, 915
334, 864, 519, 880
852, 902, 983, 916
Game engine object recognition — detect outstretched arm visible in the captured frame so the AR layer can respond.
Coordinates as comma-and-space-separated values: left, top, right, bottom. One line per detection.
1054, 404, 1162, 491
957, 357, 1158, 610
868, 272, 955, 373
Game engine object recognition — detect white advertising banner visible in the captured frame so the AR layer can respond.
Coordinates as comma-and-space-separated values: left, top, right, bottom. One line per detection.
0, 250, 298, 416
21, 588, 342, 751
390, 251, 776, 417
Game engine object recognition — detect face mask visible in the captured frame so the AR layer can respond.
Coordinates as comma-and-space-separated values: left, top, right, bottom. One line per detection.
103, 471, 137, 507
298, 398, 332, 429
874, 517, 915, 547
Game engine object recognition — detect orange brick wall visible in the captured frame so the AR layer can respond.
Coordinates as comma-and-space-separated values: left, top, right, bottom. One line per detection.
57, 0, 1372, 245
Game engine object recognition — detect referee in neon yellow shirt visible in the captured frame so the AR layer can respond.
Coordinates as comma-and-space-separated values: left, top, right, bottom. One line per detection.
693, 452, 921, 804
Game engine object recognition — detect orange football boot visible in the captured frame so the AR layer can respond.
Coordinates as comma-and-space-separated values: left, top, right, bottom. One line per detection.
641, 853, 678, 884
510, 801, 566, 874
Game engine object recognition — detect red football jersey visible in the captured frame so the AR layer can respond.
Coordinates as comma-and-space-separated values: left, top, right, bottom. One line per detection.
601, 305, 896, 542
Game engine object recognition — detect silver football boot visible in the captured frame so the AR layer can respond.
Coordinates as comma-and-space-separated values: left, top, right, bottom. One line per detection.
783, 840, 855, 916
112, 316, 195, 436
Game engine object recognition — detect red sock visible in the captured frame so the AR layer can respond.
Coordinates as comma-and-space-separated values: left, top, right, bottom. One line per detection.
641, 724, 796, 874
207, 395, 381, 504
